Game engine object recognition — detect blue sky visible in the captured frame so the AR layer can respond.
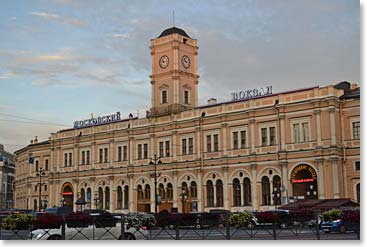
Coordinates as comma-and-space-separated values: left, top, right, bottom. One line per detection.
0, 0, 360, 152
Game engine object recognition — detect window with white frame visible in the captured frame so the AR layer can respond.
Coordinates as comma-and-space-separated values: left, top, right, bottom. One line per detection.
137, 143, 149, 160
161, 90, 168, 104
292, 120, 310, 143
232, 128, 247, 150
352, 121, 360, 140
158, 139, 170, 158
260, 125, 277, 147
206, 133, 220, 152
181, 136, 194, 155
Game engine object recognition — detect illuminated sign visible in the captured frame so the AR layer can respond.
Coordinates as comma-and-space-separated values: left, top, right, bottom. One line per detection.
74, 112, 121, 129
231, 86, 273, 101
62, 192, 73, 195
290, 164, 317, 183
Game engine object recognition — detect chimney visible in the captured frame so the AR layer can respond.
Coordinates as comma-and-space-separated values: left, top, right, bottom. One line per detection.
208, 98, 217, 105
30, 140, 33, 144
34, 136, 38, 144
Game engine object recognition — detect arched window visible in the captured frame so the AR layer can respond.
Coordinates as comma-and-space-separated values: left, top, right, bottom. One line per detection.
261, 176, 270, 206
144, 184, 151, 201
105, 187, 110, 209
216, 180, 224, 207
206, 181, 214, 207
34, 199, 37, 211
117, 186, 122, 209
167, 183, 173, 200
87, 188, 91, 207
98, 187, 103, 209
182, 182, 188, 193
272, 175, 281, 205
356, 183, 360, 203
190, 181, 197, 199
80, 188, 85, 201
158, 183, 166, 201
137, 185, 144, 201
124, 185, 129, 209
233, 178, 241, 206
243, 178, 252, 206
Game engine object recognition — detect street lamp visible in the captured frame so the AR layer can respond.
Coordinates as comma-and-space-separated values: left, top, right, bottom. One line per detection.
180, 189, 188, 214
306, 184, 317, 199
60, 197, 65, 207
36, 167, 46, 212
41, 196, 48, 210
149, 154, 162, 215
94, 193, 99, 209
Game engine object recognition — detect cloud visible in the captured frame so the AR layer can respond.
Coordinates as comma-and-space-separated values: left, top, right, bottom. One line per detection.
111, 33, 130, 39
30, 11, 86, 28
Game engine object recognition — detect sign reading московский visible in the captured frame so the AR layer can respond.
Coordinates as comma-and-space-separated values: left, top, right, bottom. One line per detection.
74, 112, 121, 128
231, 86, 273, 101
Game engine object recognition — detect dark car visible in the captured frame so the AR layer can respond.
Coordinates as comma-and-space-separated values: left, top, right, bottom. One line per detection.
253, 210, 292, 229
82, 209, 117, 227
45, 206, 73, 216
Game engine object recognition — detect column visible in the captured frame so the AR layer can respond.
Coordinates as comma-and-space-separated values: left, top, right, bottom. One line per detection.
56, 147, 60, 172
129, 137, 134, 166
223, 167, 229, 209
150, 134, 155, 157
250, 163, 258, 210
197, 169, 203, 211
314, 110, 322, 147
91, 142, 96, 169
196, 127, 201, 160
250, 119, 256, 154
329, 107, 336, 146
280, 161, 288, 203
173, 171, 178, 208
331, 157, 340, 198
280, 114, 286, 150
150, 176, 155, 213
109, 139, 114, 167
109, 176, 114, 211
128, 174, 134, 212
316, 158, 325, 199
222, 123, 228, 156
172, 130, 177, 161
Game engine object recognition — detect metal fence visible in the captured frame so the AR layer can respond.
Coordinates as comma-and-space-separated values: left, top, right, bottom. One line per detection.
0, 214, 360, 240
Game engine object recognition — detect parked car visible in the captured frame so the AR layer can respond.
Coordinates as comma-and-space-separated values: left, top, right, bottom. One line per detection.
29, 222, 149, 240
253, 210, 292, 229
320, 219, 358, 233
45, 206, 73, 216
82, 209, 118, 227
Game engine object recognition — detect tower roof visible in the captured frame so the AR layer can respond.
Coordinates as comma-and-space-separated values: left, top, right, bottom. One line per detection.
158, 26, 191, 38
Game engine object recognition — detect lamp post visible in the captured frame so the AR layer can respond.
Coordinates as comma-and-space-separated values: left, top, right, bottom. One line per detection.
306, 184, 317, 199
41, 196, 48, 210
36, 167, 46, 212
149, 154, 162, 215
180, 190, 188, 214
272, 187, 280, 209
60, 197, 65, 207
94, 193, 99, 209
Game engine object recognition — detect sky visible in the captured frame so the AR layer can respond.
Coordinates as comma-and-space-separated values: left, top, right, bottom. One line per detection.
0, 0, 360, 153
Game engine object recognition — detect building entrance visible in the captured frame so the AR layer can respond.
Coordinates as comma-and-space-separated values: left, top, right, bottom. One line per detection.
291, 164, 318, 200
61, 183, 74, 207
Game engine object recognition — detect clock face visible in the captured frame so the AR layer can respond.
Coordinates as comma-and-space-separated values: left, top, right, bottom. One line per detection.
181, 55, 190, 68
159, 55, 169, 69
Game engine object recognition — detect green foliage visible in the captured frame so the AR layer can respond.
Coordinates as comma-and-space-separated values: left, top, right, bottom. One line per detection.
229, 211, 253, 227
323, 209, 343, 222
125, 212, 155, 229
2, 214, 35, 230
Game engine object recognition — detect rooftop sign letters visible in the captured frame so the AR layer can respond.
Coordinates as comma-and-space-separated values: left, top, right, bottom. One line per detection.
74, 112, 121, 129
231, 86, 273, 101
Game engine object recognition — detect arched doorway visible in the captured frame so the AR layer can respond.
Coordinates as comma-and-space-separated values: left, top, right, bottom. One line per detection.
291, 164, 318, 200
61, 183, 74, 207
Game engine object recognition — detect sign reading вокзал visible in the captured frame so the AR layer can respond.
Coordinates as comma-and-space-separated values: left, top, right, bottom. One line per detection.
74, 112, 121, 129
231, 86, 273, 101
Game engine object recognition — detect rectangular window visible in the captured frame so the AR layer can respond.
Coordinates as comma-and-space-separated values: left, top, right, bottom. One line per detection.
35, 160, 39, 172
143, 143, 148, 159
188, 138, 194, 155
302, 122, 309, 142
261, 128, 267, 146
99, 149, 103, 163
118, 146, 122, 162
182, 139, 187, 155
269, 127, 276, 145
44, 185, 47, 191
159, 141, 164, 158
165, 141, 170, 157
213, 134, 219, 152
355, 161, 360, 171
45, 159, 49, 171
184, 90, 189, 104
64, 154, 67, 167
162, 90, 167, 104
86, 150, 90, 165
123, 146, 128, 161
138, 144, 142, 160
353, 122, 360, 140
293, 123, 300, 143
82, 151, 85, 165
68, 153, 72, 166
206, 135, 211, 152
233, 132, 238, 150
240, 130, 246, 149
104, 148, 108, 163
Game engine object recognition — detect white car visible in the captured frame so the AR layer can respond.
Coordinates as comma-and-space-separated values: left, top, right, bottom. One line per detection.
29, 223, 149, 240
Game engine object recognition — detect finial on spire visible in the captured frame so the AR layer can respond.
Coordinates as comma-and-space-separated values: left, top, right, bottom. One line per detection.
173, 9, 175, 27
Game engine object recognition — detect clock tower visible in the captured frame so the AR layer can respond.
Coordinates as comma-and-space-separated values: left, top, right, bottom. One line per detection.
149, 27, 199, 117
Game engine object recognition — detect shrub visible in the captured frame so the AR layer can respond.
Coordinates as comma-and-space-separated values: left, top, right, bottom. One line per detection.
229, 212, 253, 227
125, 212, 155, 229
33, 213, 64, 229
323, 209, 342, 222
2, 214, 35, 230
